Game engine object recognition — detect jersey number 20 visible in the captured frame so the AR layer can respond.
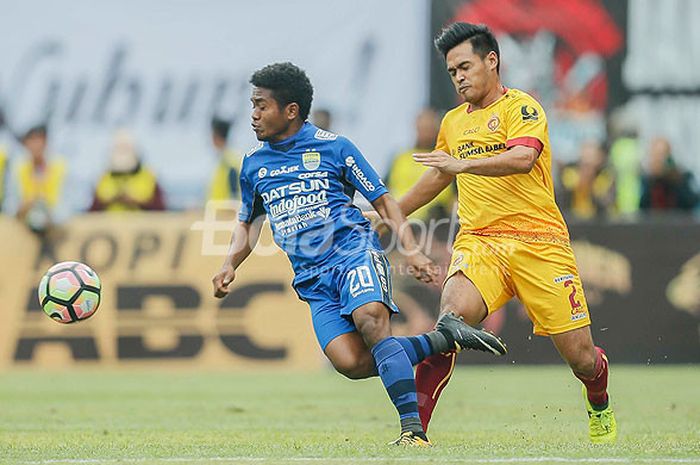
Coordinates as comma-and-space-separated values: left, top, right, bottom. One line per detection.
348, 266, 374, 295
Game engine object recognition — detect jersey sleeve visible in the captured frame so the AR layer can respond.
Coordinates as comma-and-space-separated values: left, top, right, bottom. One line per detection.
435, 117, 451, 156
505, 95, 547, 154
339, 137, 388, 202
237, 160, 265, 223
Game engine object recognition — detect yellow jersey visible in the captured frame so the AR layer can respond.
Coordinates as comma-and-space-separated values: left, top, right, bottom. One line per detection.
436, 88, 569, 245
94, 166, 160, 211
17, 157, 67, 209
208, 149, 242, 202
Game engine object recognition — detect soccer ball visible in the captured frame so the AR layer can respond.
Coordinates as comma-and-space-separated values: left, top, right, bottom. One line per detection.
38, 261, 102, 324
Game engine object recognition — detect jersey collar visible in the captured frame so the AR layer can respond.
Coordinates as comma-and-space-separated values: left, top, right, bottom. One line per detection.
268, 122, 315, 152
466, 86, 508, 114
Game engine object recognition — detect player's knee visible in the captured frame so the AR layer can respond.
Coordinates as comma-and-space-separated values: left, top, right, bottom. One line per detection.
338, 365, 373, 380
440, 298, 486, 327
568, 349, 597, 378
332, 354, 375, 380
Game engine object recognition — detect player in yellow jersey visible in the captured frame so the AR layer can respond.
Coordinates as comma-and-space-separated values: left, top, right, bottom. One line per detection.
399, 23, 617, 444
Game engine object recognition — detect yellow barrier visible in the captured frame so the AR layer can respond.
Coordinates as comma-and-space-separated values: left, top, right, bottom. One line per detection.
0, 213, 322, 370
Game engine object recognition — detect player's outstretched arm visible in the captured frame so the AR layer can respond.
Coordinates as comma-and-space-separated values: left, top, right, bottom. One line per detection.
371, 193, 439, 285
212, 220, 262, 298
397, 166, 454, 217
414, 146, 539, 177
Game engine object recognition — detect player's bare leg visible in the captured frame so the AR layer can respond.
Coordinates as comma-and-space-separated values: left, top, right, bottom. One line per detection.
441, 271, 489, 326
550, 326, 597, 377
324, 332, 377, 379
551, 326, 617, 443
352, 301, 393, 347
416, 271, 494, 431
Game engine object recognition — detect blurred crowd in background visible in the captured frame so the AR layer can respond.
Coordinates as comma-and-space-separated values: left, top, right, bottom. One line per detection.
2, 0, 697, 236
1, 102, 697, 235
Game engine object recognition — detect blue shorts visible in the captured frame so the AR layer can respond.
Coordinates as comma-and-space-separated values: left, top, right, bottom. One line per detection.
294, 249, 400, 351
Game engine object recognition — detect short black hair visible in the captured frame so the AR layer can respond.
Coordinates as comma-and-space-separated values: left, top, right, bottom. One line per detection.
250, 62, 314, 121
434, 23, 500, 73
211, 117, 232, 140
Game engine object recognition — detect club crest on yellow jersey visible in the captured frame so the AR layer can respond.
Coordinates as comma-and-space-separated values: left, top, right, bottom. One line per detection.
487, 114, 501, 132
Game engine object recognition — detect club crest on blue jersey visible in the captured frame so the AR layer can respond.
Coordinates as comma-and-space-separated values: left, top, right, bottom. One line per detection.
302, 151, 321, 170
238, 122, 387, 282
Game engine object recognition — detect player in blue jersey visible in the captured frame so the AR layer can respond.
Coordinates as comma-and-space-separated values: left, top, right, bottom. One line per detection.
212, 62, 507, 446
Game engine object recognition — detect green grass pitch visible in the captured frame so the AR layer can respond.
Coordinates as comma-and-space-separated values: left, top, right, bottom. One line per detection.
1, 366, 699, 465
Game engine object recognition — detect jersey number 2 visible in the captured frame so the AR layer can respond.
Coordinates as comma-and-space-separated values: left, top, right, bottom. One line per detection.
563, 279, 582, 313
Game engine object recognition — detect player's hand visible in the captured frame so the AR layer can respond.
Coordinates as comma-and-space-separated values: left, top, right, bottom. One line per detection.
363, 210, 389, 236
406, 251, 439, 285
413, 150, 465, 175
212, 264, 236, 298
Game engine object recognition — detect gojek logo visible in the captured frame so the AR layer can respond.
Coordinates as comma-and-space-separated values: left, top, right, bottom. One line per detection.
270, 165, 300, 177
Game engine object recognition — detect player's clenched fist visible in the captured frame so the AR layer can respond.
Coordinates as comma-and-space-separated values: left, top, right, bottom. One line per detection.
212, 264, 236, 298
405, 251, 439, 285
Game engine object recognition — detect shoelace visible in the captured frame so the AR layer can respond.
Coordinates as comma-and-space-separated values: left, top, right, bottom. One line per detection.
394, 432, 422, 445
591, 412, 613, 432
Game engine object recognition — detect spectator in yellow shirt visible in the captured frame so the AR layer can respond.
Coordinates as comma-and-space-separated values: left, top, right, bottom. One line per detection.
207, 117, 241, 202
559, 141, 615, 219
385, 109, 455, 221
90, 130, 165, 212
4, 125, 69, 233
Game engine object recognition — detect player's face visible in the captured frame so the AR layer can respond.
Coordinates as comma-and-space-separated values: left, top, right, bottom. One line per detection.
24, 133, 47, 159
445, 41, 498, 104
250, 87, 291, 142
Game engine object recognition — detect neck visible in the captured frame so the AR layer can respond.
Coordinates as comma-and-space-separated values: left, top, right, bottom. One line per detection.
270, 120, 305, 144
470, 80, 503, 111
32, 156, 46, 169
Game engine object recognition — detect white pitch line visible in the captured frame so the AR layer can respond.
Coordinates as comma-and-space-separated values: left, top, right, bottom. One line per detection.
18, 457, 700, 464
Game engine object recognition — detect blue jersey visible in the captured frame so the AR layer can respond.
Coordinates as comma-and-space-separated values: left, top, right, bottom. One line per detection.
239, 122, 388, 283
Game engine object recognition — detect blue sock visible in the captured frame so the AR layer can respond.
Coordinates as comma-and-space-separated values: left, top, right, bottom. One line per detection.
394, 335, 434, 365
371, 337, 422, 432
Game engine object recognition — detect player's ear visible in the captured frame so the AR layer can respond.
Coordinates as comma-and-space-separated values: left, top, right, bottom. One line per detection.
487, 51, 499, 73
285, 102, 300, 121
